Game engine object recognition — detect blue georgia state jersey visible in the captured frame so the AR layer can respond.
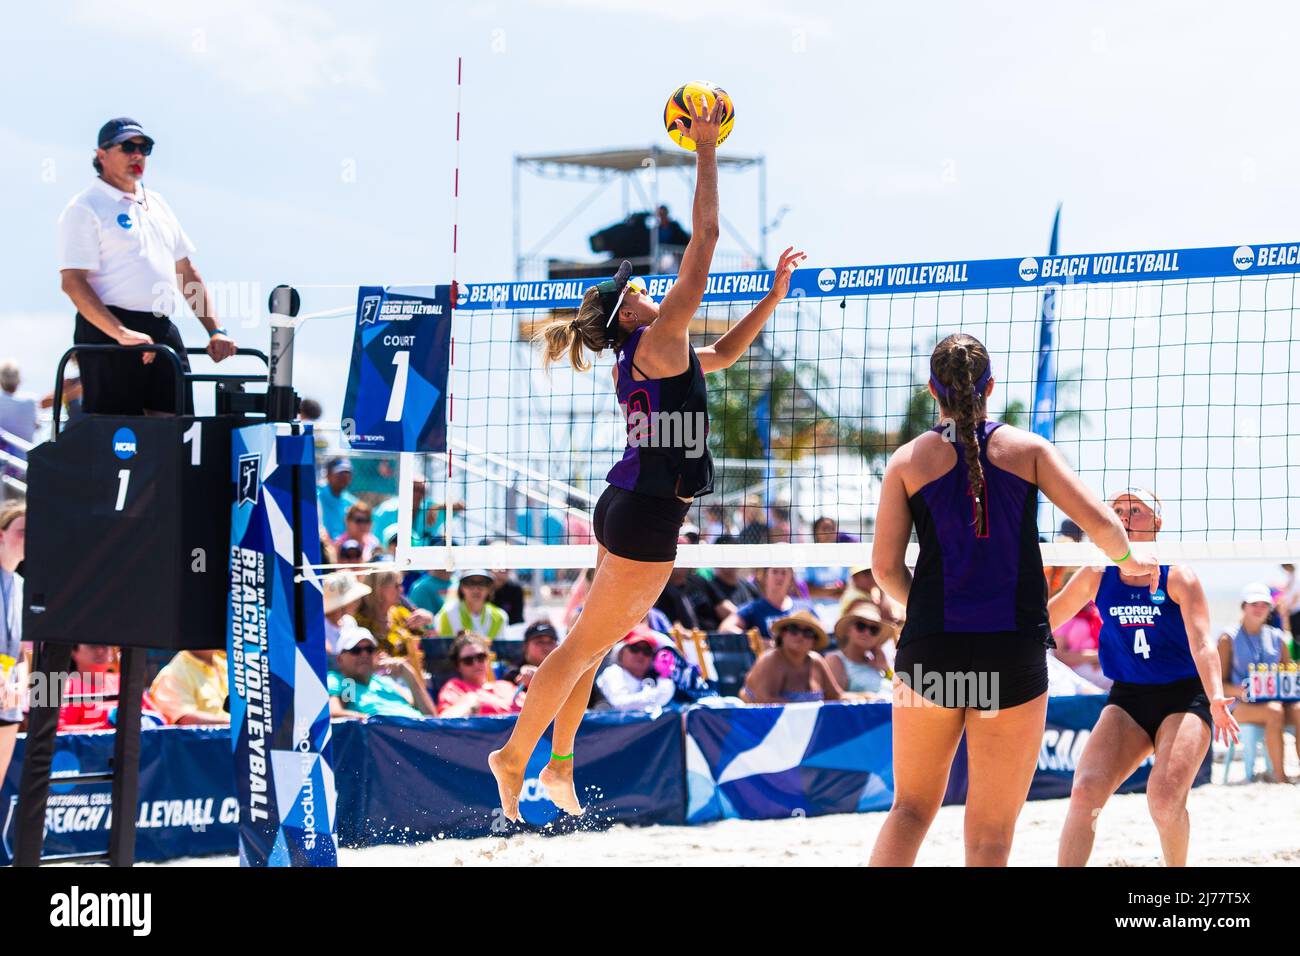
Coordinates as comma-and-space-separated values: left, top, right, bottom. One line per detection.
1095, 565, 1199, 684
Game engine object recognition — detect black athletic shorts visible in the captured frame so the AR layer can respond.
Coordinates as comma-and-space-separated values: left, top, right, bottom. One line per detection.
893, 630, 1049, 710
593, 485, 691, 563
74, 307, 194, 416
1106, 677, 1212, 743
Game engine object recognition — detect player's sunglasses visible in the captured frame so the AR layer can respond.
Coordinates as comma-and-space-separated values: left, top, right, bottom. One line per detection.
597, 262, 646, 346
115, 140, 153, 156
458, 653, 488, 666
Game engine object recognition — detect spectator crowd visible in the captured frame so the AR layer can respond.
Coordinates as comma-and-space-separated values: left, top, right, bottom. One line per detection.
0, 406, 1296, 794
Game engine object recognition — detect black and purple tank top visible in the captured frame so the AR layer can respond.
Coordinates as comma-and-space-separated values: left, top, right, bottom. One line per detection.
899, 420, 1048, 642
606, 326, 715, 500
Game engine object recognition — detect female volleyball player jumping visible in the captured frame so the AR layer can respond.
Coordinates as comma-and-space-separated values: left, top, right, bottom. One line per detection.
868, 333, 1160, 867
489, 95, 806, 820
1048, 488, 1238, 866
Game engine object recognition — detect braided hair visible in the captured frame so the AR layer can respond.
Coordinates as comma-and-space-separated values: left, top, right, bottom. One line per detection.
929, 333, 992, 535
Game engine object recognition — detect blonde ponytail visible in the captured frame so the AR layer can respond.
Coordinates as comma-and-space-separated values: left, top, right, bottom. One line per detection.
532, 286, 616, 372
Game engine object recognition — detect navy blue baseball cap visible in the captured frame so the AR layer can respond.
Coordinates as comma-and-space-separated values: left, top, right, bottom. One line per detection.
97, 117, 154, 149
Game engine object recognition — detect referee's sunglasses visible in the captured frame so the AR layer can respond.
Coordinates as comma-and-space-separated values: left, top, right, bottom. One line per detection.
114, 140, 153, 157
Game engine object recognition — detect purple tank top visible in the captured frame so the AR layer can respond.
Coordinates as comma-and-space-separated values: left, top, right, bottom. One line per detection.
899, 421, 1049, 642
605, 326, 714, 500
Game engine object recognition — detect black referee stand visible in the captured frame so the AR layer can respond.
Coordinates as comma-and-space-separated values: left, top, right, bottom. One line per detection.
12, 338, 277, 866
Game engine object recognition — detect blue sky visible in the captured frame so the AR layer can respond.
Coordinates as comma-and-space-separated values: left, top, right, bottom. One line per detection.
7, 0, 1300, 399
3, 0, 1296, 600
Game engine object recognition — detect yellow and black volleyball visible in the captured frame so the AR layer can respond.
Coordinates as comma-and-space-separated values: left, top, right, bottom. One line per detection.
664, 82, 735, 151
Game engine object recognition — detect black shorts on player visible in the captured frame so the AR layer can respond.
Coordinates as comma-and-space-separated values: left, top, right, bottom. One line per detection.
893, 629, 1049, 710
1105, 677, 1212, 743
593, 485, 691, 563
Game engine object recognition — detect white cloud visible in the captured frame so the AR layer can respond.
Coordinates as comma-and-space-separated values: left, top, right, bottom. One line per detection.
70, 0, 380, 102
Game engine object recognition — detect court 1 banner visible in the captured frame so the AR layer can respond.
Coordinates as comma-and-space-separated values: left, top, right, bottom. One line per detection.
227, 422, 337, 866
340, 285, 452, 452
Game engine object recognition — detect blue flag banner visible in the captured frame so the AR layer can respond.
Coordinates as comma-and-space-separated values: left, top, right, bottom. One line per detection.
341, 285, 452, 452
752, 388, 772, 458
450, 241, 1295, 310
227, 423, 338, 866
1031, 207, 1062, 442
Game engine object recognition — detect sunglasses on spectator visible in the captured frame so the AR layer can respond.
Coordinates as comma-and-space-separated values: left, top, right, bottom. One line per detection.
780, 626, 819, 641
625, 643, 655, 656
459, 653, 488, 665
350, 516, 372, 524
116, 140, 153, 156
344, 645, 376, 656
849, 620, 882, 634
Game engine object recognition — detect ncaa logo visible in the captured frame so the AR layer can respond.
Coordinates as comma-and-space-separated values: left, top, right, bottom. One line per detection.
816, 268, 837, 293
112, 427, 137, 459
359, 295, 382, 325
1018, 257, 1040, 282
238, 454, 261, 505
1233, 245, 1254, 271
116, 213, 133, 229
455, 283, 469, 307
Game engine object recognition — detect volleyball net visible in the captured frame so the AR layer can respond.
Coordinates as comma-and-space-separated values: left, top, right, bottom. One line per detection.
311, 239, 1300, 571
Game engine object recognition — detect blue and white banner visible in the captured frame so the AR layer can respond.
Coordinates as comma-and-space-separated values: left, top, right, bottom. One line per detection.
685, 696, 1208, 823
341, 285, 452, 452
227, 423, 337, 866
451, 241, 1300, 310
686, 701, 895, 823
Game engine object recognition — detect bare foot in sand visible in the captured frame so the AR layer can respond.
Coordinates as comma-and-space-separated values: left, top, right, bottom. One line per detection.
539, 760, 584, 816
488, 749, 524, 822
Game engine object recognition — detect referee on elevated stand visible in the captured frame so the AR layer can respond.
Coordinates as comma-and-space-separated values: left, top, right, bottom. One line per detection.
57, 118, 237, 415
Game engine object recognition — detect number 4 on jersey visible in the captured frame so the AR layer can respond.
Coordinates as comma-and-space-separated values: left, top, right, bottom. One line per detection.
1133, 627, 1151, 659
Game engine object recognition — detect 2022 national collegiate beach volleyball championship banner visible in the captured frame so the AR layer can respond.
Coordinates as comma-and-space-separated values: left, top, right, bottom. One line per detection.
341, 285, 452, 452
227, 423, 338, 866
452, 240, 1300, 311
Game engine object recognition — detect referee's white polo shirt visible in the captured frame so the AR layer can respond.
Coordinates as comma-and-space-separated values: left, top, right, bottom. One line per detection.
56, 178, 196, 317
